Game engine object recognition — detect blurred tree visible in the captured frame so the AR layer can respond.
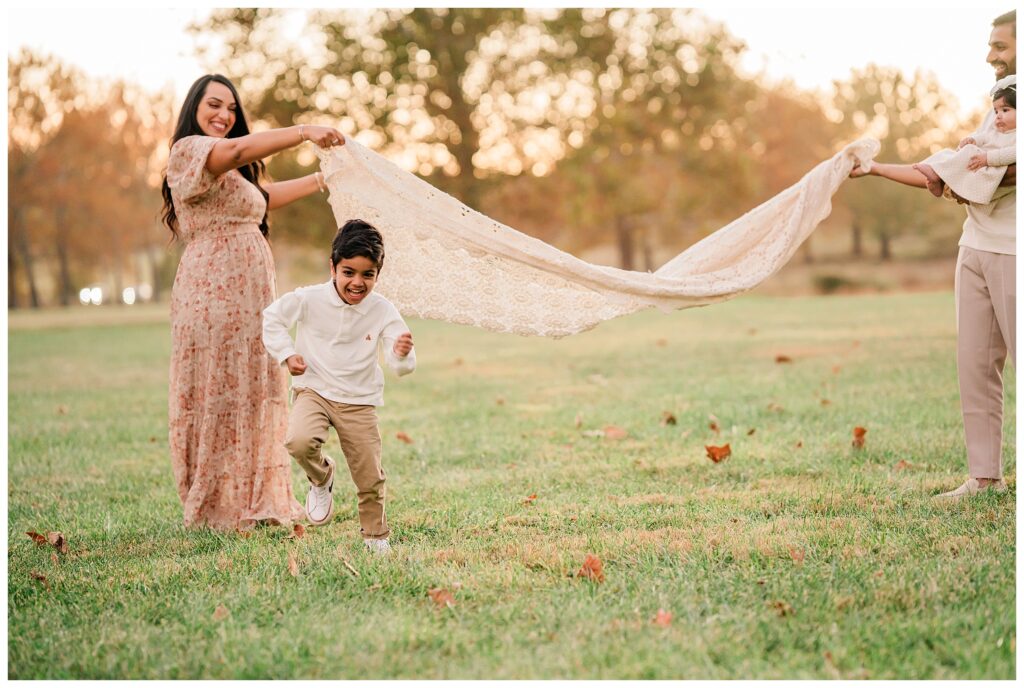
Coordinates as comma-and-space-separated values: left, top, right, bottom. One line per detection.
195, 7, 527, 234
533, 8, 759, 269
8, 50, 171, 307
830, 64, 969, 260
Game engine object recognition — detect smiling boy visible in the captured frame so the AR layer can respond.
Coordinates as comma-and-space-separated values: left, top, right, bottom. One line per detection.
262, 219, 415, 553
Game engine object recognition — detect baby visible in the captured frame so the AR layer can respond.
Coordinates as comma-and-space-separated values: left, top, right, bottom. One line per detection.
913, 77, 1016, 205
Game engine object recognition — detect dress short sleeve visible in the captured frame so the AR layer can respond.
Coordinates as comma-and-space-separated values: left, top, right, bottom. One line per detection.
167, 135, 221, 202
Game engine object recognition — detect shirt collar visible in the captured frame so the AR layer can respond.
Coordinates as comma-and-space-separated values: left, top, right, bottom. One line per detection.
324, 280, 371, 314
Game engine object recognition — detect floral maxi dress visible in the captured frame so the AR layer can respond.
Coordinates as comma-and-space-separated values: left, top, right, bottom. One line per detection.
166, 135, 305, 530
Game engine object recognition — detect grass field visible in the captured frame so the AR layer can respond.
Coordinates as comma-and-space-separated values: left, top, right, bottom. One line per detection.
7, 292, 1016, 679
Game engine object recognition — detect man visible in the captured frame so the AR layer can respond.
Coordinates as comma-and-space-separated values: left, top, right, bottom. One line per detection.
850, 10, 1016, 500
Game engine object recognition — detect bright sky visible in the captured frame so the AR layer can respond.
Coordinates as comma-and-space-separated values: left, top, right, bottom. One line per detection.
6, 4, 1013, 118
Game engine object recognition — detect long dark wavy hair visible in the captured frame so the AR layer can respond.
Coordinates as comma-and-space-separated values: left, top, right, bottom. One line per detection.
160, 74, 270, 239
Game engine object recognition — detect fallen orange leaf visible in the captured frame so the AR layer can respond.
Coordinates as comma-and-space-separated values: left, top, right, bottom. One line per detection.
603, 425, 628, 440
30, 571, 49, 589
775, 355, 793, 364
655, 338, 668, 347
894, 459, 917, 471
747, 428, 756, 436
708, 413, 721, 434
820, 399, 831, 406
653, 608, 673, 627
428, 587, 456, 608
213, 605, 230, 621
705, 444, 731, 463
852, 426, 867, 449
523, 494, 537, 504
660, 411, 677, 426
286, 523, 306, 539
26, 531, 46, 545
396, 432, 414, 444
287, 551, 299, 577
577, 554, 605, 583
769, 600, 794, 616
788, 546, 806, 566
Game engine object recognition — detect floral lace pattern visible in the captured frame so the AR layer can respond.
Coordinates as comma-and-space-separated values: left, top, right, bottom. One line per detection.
167, 135, 305, 531
317, 137, 879, 338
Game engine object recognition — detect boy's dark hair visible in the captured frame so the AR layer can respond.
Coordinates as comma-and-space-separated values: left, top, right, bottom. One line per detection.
331, 219, 385, 269
993, 10, 1015, 36
993, 86, 1016, 108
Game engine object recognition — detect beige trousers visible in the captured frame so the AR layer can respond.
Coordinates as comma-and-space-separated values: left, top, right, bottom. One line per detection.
284, 388, 389, 539
955, 246, 1016, 479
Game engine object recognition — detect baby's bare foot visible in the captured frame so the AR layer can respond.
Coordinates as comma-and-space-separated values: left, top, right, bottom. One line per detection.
913, 163, 945, 197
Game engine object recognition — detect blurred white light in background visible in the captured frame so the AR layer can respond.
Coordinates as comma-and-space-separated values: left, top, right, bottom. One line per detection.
79, 288, 91, 305
138, 283, 153, 300
89, 287, 103, 305
122, 287, 136, 305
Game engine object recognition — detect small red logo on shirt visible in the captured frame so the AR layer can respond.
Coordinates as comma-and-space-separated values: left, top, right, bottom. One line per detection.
366, 334, 372, 341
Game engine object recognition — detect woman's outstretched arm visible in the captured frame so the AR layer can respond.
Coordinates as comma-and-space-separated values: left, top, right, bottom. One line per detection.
205, 126, 343, 176
264, 173, 327, 211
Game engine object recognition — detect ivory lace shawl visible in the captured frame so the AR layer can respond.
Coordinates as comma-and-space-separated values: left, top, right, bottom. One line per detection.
316, 138, 879, 337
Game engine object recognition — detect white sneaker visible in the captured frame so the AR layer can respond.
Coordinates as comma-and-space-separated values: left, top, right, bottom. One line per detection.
365, 538, 391, 555
934, 477, 1007, 501
306, 456, 336, 525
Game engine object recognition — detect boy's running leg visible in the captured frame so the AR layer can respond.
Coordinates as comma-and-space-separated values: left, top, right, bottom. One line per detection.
334, 403, 389, 540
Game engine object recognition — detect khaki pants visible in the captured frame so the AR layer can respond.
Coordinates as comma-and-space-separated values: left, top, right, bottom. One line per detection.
284, 388, 389, 539
955, 246, 1016, 479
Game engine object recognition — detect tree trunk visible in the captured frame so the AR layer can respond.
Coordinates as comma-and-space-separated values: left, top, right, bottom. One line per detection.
879, 232, 892, 261
851, 221, 863, 258
55, 206, 73, 307
12, 211, 41, 309
641, 226, 655, 272
615, 216, 635, 271
8, 238, 19, 309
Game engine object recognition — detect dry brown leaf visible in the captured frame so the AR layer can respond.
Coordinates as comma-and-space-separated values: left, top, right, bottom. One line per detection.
523, 494, 538, 504
577, 554, 605, 583
286, 524, 306, 539
705, 444, 731, 463
894, 459, 916, 471
775, 355, 793, 364
788, 546, 806, 566
496, 397, 505, 406
428, 587, 456, 608
748, 328, 758, 336
746, 428, 756, 436
653, 608, 673, 627
852, 426, 867, 449
655, 338, 668, 347
769, 600, 794, 616
820, 398, 831, 406
287, 551, 299, 577
396, 432, 414, 444
603, 425, 628, 440
708, 413, 721, 434
767, 403, 784, 413
26, 531, 46, 545
213, 604, 230, 621
832, 365, 842, 374
795, 440, 804, 449
47, 532, 69, 554
30, 571, 49, 589
149, 436, 157, 443
453, 357, 464, 366
56, 405, 68, 415
236, 529, 252, 539
660, 411, 677, 426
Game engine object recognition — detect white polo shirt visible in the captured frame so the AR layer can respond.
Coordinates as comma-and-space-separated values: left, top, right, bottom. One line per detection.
262, 281, 416, 406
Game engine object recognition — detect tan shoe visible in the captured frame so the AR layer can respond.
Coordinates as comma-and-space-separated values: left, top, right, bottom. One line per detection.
933, 478, 1007, 500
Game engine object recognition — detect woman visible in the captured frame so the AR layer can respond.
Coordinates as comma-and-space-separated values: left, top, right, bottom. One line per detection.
160, 74, 344, 530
